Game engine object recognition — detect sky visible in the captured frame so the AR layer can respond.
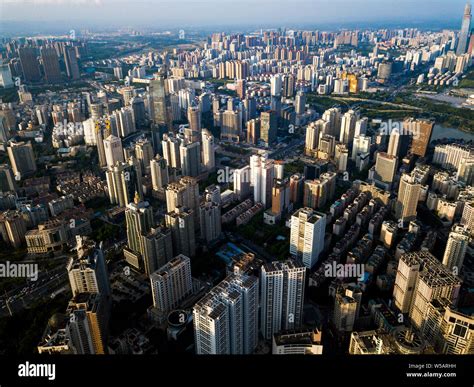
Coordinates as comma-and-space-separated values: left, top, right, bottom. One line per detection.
0, 0, 471, 31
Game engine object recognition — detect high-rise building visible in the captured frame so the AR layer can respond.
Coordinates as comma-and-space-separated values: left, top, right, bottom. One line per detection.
165, 206, 196, 257
321, 107, 342, 137
290, 207, 326, 269
352, 135, 371, 161
270, 74, 282, 97
395, 173, 421, 224
333, 293, 358, 332
373, 152, 397, 190
270, 178, 290, 218
295, 92, 306, 115
67, 236, 111, 298
105, 159, 143, 207
134, 138, 154, 174
150, 155, 169, 191
220, 109, 242, 142
0, 164, 16, 192
339, 110, 358, 144
19, 47, 41, 83
40, 47, 62, 84
461, 201, 474, 235
161, 133, 182, 169
0, 211, 27, 248
180, 141, 201, 177
457, 156, 474, 186
141, 226, 173, 276
165, 176, 199, 217
457, 2, 472, 55
193, 272, 259, 354
199, 201, 221, 243
260, 110, 278, 146
103, 135, 125, 169
421, 298, 474, 355
404, 119, 434, 158
393, 251, 461, 329
150, 254, 193, 314
7, 141, 36, 178
201, 129, 215, 172
442, 224, 470, 271
0, 62, 14, 88
250, 154, 274, 209
289, 173, 304, 206
125, 195, 154, 267
150, 74, 172, 131
305, 120, 326, 157
67, 293, 108, 354
247, 118, 260, 145
186, 106, 201, 142
63, 46, 80, 80
433, 144, 473, 170
260, 260, 306, 340
233, 165, 251, 201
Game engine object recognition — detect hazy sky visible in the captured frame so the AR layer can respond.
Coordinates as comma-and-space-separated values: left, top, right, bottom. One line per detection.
0, 0, 471, 29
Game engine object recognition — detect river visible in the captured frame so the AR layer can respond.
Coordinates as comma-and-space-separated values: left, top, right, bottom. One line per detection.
431, 125, 474, 142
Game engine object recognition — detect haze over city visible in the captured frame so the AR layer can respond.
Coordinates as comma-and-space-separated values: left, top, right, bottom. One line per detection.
0, 0, 472, 32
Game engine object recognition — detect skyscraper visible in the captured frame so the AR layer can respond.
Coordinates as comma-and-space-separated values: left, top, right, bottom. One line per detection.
105, 159, 143, 207
260, 110, 278, 146
150, 254, 193, 315
395, 173, 421, 224
63, 46, 80, 80
193, 272, 259, 354
19, 47, 41, 83
442, 224, 471, 271
186, 106, 201, 142
150, 155, 169, 191
305, 120, 326, 157
125, 195, 154, 267
67, 236, 111, 298
199, 201, 222, 243
0, 164, 16, 192
0, 62, 14, 88
260, 260, 306, 340
201, 129, 215, 172
165, 206, 196, 257
103, 135, 125, 169
290, 207, 326, 269
67, 293, 108, 354
165, 176, 200, 217
162, 133, 182, 169
7, 141, 37, 178
250, 154, 274, 209
40, 47, 62, 84
404, 118, 434, 158
233, 165, 251, 201
457, 2, 472, 55
393, 251, 461, 329
150, 74, 172, 131
421, 298, 474, 355
339, 110, 358, 145
373, 152, 397, 190
180, 141, 201, 177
